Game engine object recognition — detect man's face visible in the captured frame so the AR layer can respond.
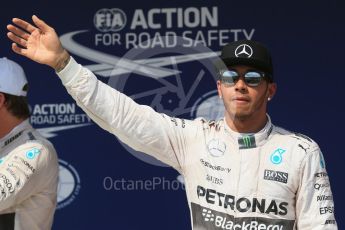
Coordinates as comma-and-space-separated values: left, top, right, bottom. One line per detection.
217, 65, 276, 121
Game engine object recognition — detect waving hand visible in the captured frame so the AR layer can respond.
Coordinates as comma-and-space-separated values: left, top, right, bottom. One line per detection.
7, 15, 69, 71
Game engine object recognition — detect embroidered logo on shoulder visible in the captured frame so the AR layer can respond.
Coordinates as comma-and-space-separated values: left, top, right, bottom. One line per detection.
270, 148, 286, 164
26, 148, 41, 159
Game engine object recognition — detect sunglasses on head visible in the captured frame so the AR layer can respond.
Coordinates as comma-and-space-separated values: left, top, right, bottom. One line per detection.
219, 69, 269, 87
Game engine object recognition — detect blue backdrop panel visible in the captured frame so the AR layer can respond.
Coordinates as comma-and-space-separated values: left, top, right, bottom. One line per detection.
1, 0, 344, 229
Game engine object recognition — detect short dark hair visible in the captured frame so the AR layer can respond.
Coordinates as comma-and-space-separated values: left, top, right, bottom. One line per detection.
3, 93, 30, 119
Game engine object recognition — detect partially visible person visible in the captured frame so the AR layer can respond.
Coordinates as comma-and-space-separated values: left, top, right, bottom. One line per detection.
0, 57, 58, 230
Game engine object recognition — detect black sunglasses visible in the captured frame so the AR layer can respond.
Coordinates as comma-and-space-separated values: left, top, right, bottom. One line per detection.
219, 70, 268, 87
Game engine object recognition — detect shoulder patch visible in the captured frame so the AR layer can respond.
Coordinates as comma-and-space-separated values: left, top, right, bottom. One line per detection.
297, 143, 310, 153
291, 133, 318, 154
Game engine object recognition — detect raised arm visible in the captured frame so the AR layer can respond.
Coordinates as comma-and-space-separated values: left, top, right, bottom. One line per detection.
7, 15, 199, 172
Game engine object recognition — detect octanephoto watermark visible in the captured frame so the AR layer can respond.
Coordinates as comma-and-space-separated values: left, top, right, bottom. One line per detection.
103, 176, 185, 191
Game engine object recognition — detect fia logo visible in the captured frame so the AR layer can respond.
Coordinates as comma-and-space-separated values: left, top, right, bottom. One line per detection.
270, 148, 286, 164
94, 8, 127, 32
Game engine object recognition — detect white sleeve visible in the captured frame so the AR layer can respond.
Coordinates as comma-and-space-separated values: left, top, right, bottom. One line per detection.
57, 57, 199, 172
0, 142, 55, 211
295, 147, 338, 229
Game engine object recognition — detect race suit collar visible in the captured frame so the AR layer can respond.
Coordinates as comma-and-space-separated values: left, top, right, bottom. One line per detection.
0, 119, 31, 150
224, 114, 273, 149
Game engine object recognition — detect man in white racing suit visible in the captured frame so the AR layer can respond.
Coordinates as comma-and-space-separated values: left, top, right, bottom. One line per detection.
7, 15, 337, 229
0, 57, 59, 230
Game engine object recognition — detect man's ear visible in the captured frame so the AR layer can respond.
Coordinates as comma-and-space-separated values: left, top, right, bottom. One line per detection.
217, 80, 222, 99
267, 83, 277, 100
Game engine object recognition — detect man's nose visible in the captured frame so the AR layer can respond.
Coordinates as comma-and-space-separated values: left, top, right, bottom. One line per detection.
234, 76, 248, 92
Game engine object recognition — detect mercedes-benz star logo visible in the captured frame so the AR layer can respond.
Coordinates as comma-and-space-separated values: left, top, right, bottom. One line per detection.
235, 44, 253, 58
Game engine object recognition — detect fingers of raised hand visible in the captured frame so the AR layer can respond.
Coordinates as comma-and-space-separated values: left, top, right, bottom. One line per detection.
32, 15, 52, 33
12, 18, 37, 33
7, 31, 28, 48
11, 43, 28, 57
7, 24, 30, 40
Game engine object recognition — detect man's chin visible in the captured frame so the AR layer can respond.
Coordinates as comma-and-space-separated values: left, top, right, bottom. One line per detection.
229, 111, 252, 121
